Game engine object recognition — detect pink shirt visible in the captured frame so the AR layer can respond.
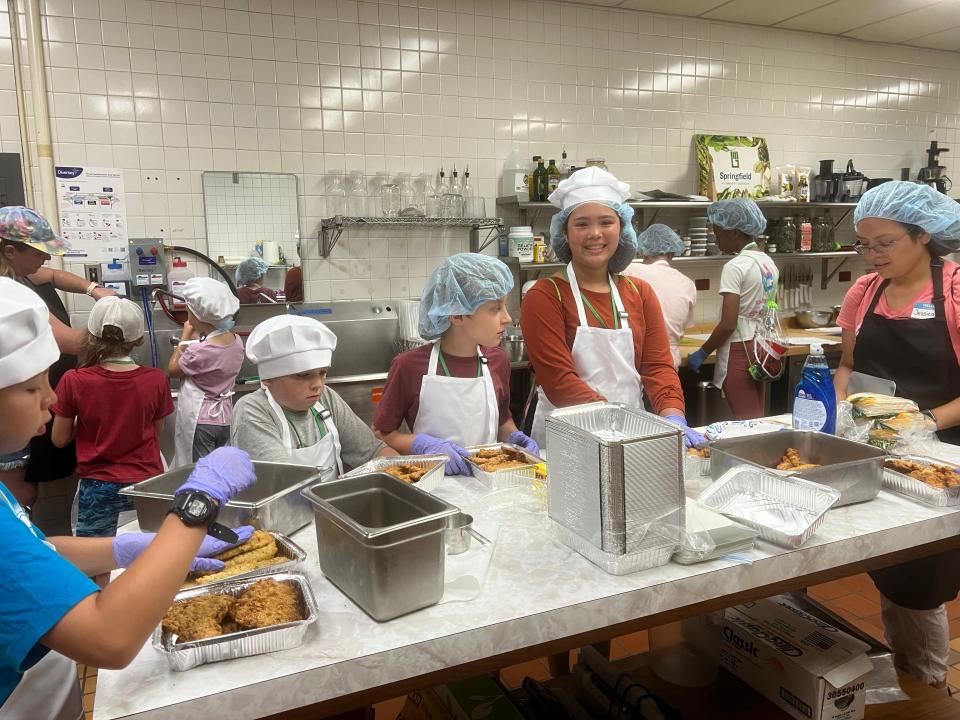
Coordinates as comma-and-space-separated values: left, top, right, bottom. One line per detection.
837, 261, 960, 362
179, 335, 245, 425
622, 260, 697, 368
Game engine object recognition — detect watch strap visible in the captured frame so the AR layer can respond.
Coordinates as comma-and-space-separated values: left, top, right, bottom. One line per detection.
207, 522, 239, 544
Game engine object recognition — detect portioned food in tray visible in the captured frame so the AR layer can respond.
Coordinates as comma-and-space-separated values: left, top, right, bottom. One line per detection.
184, 530, 292, 587
775, 447, 821, 472
162, 578, 303, 644
885, 458, 960, 489
688, 446, 711, 459
381, 463, 429, 484
468, 447, 532, 472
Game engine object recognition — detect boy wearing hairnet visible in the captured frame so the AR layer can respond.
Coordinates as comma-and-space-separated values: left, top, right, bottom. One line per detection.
235, 257, 278, 304
373, 253, 539, 475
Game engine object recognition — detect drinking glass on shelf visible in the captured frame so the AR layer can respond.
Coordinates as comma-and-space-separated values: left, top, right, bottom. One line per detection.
440, 193, 464, 219
465, 197, 486, 217
346, 170, 367, 216
381, 183, 401, 217
326, 171, 347, 217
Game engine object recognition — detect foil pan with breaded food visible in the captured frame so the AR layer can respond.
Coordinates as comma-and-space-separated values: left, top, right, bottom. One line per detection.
154, 572, 319, 671
464, 443, 539, 489
882, 455, 960, 507
340, 454, 446, 492
183, 530, 306, 588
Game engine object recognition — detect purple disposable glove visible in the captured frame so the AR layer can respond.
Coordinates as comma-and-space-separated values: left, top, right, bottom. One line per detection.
506, 430, 541, 457
112, 525, 255, 572
664, 414, 707, 450
412, 433, 472, 476
176, 447, 256, 505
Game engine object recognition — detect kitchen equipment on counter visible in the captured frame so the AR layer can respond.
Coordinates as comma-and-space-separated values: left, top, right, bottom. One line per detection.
302, 472, 458, 621
153, 571, 319, 671
812, 160, 840, 203
793, 307, 837, 329
121, 461, 332, 535
709, 429, 886, 507
867, 177, 893, 190
840, 159, 867, 202
545, 403, 683, 574
697, 467, 840, 548
341, 454, 447, 494
444, 512, 490, 555
918, 141, 952, 194
500, 330, 527, 363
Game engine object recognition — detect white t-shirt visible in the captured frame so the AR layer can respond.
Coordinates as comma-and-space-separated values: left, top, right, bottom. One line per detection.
719, 249, 779, 342
623, 259, 697, 368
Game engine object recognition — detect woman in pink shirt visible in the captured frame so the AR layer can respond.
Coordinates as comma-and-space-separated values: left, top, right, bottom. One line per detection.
835, 181, 960, 691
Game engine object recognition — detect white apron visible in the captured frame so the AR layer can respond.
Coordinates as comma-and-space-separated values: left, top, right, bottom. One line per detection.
264, 387, 344, 476
531, 263, 644, 448
0, 492, 83, 720
412, 342, 499, 447
172, 331, 234, 468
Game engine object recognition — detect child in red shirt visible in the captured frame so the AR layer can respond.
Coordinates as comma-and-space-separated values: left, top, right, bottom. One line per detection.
51, 297, 173, 551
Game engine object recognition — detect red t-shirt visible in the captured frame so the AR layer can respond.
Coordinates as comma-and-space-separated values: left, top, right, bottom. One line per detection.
372, 343, 513, 434
51, 365, 174, 483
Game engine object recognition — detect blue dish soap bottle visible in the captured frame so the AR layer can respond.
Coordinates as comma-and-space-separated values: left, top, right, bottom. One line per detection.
792, 344, 836, 434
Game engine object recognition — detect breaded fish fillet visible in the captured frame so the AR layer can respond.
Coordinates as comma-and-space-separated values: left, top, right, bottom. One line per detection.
230, 578, 301, 628
216, 530, 274, 562
162, 595, 234, 642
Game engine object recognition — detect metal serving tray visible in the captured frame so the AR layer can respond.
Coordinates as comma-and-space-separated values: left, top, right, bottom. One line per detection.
710, 429, 885, 507
121, 461, 332, 535
183, 532, 306, 588
882, 456, 960, 507
697, 467, 840, 548
342, 454, 446, 493
302, 472, 458, 621
550, 519, 675, 576
464, 443, 540, 490
153, 571, 319, 671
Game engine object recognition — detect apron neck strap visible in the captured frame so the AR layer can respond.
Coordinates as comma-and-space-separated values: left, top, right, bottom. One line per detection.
430, 341, 486, 378
566, 262, 629, 330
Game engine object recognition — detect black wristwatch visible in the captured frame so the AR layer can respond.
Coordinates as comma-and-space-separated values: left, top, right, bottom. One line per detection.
168, 490, 239, 544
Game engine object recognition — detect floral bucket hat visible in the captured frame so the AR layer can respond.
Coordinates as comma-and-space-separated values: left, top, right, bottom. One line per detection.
0, 206, 69, 256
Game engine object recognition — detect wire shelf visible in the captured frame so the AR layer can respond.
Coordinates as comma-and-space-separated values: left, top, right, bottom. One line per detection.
318, 216, 504, 256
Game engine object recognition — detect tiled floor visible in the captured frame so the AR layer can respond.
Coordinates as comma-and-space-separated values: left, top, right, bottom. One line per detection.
76, 573, 960, 720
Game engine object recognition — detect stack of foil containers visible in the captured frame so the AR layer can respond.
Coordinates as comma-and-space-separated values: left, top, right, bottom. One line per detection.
546, 403, 684, 574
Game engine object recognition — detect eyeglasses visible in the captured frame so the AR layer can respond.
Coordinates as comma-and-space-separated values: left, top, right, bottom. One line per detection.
852, 233, 908, 257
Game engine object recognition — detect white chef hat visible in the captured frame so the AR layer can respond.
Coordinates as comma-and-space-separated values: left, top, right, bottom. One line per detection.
547, 167, 631, 210
0, 277, 61, 388
88, 296, 144, 341
246, 315, 337, 380
181, 277, 239, 324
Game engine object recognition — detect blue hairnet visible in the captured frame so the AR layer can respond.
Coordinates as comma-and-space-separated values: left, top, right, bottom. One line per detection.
549, 202, 639, 273
708, 199, 767, 237
235, 257, 270, 286
855, 181, 960, 255
638, 224, 684, 257
419, 253, 514, 340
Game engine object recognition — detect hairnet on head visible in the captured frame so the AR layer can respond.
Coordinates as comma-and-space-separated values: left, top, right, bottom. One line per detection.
235, 257, 270, 286
708, 199, 767, 237
638, 224, 684, 257
419, 253, 514, 340
549, 202, 639, 273
87, 296, 144, 341
854, 180, 960, 255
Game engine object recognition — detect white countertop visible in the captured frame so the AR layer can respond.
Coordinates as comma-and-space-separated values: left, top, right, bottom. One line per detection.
93, 444, 960, 720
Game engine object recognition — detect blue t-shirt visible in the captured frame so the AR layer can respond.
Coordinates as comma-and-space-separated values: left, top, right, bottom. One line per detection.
0, 483, 98, 705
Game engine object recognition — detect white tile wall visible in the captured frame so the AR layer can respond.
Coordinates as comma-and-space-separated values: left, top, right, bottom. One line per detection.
0, 0, 957, 316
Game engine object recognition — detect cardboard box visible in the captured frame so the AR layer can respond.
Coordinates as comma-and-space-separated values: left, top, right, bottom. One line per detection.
720, 596, 873, 720
432, 675, 526, 720
396, 688, 453, 720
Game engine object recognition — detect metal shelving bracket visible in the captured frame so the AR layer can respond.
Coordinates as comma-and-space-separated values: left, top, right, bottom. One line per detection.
317, 216, 503, 258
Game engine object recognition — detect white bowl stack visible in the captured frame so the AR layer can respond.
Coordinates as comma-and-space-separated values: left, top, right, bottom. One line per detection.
687, 216, 709, 256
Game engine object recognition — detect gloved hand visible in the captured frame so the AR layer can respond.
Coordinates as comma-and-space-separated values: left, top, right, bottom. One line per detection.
506, 430, 541, 457
176, 447, 256, 505
687, 348, 708, 374
664, 414, 708, 450
112, 525, 255, 572
412, 433, 472, 476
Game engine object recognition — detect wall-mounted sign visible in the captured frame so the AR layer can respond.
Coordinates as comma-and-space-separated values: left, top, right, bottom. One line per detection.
694, 135, 771, 201
55, 166, 128, 262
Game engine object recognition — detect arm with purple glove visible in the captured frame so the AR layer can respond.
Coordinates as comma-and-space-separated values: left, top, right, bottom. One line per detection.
663, 414, 707, 449
412, 433, 472, 476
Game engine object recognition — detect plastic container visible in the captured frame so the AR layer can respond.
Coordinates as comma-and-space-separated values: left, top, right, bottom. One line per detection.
792, 344, 837, 434
501, 148, 529, 201
167, 257, 193, 310
508, 226, 534, 262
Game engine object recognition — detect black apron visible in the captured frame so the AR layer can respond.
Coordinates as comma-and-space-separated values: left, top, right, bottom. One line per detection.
20, 277, 77, 484
854, 259, 960, 610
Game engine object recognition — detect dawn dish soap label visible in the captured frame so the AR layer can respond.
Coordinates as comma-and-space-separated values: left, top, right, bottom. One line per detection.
792, 344, 837, 434
793, 392, 828, 431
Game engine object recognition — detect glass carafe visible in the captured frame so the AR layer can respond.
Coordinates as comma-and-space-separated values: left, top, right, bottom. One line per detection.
326, 171, 347, 217
381, 183, 401, 217
397, 173, 420, 214
345, 171, 367, 216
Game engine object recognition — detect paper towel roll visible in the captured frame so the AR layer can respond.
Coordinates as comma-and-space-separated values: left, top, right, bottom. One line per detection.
262, 241, 281, 265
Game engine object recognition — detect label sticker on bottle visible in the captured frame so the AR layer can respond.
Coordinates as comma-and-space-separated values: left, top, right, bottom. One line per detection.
910, 302, 935, 320
793, 395, 827, 431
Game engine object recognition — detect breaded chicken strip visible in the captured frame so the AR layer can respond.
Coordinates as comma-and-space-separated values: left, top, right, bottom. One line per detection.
230, 579, 301, 628
162, 595, 234, 642
216, 530, 274, 562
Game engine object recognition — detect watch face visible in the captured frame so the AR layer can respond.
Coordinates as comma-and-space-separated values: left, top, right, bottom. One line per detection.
186, 497, 208, 517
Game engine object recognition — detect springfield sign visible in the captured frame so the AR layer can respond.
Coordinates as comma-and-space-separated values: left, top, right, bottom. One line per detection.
695, 134, 772, 201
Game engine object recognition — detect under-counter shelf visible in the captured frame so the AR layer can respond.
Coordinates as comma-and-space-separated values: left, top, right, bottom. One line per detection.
317, 215, 504, 257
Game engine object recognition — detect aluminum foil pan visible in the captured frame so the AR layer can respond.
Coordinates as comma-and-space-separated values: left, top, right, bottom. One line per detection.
882, 456, 960, 507
551, 518, 674, 576
182, 532, 307, 589
153, 572, 319, 671
464, 443, 540, 489
672, 502, 758, 565
684, 450, 711, 480
696, 467, 840, 548
342, 454, 446, 493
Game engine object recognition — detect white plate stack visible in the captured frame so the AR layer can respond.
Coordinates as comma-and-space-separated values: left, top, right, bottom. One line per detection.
687, 216, 709, 256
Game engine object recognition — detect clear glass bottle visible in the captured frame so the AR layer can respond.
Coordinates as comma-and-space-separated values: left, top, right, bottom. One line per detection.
560, 147, 570, 178
397, 172, 418, 214
462, 165, 479, 216
345, 170, 366, 216
326, 171, 347, 217
381, 183, 401, 217
547, 159, 561, 192
426, 169, 442, 216
441, 164, 464, 218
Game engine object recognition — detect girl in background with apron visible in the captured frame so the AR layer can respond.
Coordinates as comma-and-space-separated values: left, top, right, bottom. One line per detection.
688, 199, 779, 420
373, 253, 537, 475
521, 167, 703, 451
835, 182, 960, 688
168, 278, 243, 467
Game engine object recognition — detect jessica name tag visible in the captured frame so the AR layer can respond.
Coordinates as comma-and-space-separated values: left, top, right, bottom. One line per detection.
910, 302, 935, 319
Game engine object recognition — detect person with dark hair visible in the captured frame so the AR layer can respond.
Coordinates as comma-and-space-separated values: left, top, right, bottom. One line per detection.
834, 181, 960, 690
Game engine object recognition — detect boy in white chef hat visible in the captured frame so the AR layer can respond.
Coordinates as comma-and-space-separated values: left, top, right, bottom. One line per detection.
231, 314, 396, 474
167, 277, 244, 466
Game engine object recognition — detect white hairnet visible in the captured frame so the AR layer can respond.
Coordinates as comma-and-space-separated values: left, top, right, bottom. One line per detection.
181, 277, 239, 328
855, 181, 960, 255
708, 199, 767, 237
0, 277, 60, 388
549, 202, 639, 273
419, 253, 514, 340
87, 296, 144, 341
638, 224, 684, 257
235, 257, 270, 286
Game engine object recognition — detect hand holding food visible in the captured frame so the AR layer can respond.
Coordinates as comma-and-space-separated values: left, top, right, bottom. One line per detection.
411, 433, 471, 476
185, 529, 288, 586
113, 525, 255, 571
506, 430, 541, 457
176, 447, 256, 505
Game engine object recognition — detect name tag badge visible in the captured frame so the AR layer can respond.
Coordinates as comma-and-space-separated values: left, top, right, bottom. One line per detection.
910, 302, 935, 320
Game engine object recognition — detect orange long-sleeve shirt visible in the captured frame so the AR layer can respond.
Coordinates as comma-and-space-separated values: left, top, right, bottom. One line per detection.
520, 274, 686, 414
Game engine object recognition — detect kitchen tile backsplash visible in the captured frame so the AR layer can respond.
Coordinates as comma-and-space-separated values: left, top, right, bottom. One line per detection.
0, 0, 956, 319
